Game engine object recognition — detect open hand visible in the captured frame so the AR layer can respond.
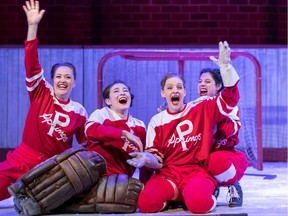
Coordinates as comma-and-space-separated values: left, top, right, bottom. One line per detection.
23, 0, 45, 25
210, 41, 231, 68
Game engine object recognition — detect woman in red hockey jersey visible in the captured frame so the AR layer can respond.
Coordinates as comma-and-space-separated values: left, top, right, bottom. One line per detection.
198, 68, 248, 206
84, 80, 151, 183
0, 0, 87, 201
127, 41, 241, 214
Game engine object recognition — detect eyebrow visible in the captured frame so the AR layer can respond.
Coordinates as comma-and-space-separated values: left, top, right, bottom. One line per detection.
200, 78, 213, 81
112, 86, 128, 91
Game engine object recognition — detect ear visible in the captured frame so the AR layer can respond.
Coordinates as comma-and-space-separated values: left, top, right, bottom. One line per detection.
73, 80, 76, 88
104, 98, 111, 106
160, 89, 165, 98
216, 83, 222, 92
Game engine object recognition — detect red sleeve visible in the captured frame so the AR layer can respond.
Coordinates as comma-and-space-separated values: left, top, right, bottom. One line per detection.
219, 81, 240, 109
86, 121, 122, 143
25, 38, 47, 103
25, 39, 42, 79
213, 119, 241, 150
138, 125, 146, 150
217, 114, 240, 139
75, 114, 88, 146
213, 82, 241, 150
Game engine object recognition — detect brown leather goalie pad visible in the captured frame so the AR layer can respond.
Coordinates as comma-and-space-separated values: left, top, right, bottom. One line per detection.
56, 173, 144, 213
7, 146, 106, 216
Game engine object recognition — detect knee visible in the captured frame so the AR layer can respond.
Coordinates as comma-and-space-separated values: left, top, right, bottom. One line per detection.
208, 151, 232, 175
138, 191, 166, 213
183, 177, 217, 214
185, 195, 216, 214
208, 151, 227, 167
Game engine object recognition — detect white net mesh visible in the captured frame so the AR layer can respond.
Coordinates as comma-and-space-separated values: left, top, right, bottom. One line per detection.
98, 50, 262, 170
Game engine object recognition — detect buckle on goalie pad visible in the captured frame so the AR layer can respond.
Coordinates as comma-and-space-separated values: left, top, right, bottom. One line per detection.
8, 146, 106, 215
56, 173, 144, 213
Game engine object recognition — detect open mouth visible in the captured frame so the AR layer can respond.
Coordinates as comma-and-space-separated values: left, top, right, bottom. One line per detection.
171, 95, 180, 105
119, 97, 128, 104
200, 90, 208, 96
200, 88, 208, 96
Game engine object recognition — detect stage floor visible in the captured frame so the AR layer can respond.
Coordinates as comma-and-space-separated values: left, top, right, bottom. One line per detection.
0, 162, 287, 216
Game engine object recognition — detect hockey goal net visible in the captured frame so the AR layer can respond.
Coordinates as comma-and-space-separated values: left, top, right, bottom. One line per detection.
97, 49, 263, 170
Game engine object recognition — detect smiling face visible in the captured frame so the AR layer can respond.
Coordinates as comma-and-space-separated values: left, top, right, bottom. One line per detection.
161, 76, 186, 113
104, 82, 132, 116
52, 66, 76, 102
198, 72, 222, 97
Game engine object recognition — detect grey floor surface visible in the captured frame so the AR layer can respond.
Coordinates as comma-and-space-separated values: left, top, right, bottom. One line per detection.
0, 162, 287, 216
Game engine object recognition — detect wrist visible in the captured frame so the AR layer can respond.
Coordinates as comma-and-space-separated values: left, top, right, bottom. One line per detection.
121, 130, 127, 137
220, 64, 239, 87
219, 62, 230, 69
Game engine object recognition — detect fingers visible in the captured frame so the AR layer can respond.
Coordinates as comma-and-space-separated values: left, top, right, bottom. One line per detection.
211, 41, 232, 66
219, 41, 230, 50
30, 0, 36, 10
125, 132, 143, 152
22, 1, 31, 12
220, 41, 231, 54
24, 0, 34, 10
129, 152, 144, 159
127, 152, 145, 168
136, 140, 143, 152
129, 152, 139, 157
24, 0, 42, 12
127, 159, 136, 167
126, 159, 134, 166
127, 158, 143, 168
22, 5, 28, 13
209, 56, 218, 63
35, 0, 40, 10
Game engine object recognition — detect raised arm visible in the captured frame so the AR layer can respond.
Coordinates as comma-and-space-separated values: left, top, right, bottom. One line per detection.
23, 0, 45, 41
209, 41, 240, 113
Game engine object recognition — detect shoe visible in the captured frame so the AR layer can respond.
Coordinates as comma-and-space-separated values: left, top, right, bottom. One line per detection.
168, 201, 186, 209
213, 187, 220, 199
227, 181, 243, 207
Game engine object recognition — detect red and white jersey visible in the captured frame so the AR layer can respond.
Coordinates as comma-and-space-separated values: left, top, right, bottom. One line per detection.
85, 107, 146, 177
22, 39, 88, 157
213, 106, 241, 150
146, 85, 240, 169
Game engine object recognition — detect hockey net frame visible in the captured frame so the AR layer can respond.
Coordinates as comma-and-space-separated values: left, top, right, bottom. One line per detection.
97, 50, 263, 170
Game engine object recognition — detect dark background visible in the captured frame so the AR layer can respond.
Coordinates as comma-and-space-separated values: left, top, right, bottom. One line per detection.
0, 0, 286, 45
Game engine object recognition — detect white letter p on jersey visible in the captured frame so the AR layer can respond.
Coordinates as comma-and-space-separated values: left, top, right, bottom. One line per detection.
47, 111, 70, 136
176, 120, 193, 151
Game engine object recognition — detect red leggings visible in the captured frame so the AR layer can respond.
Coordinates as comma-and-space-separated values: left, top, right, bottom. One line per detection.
138, 173, 216, 214
0, 143, 49, 200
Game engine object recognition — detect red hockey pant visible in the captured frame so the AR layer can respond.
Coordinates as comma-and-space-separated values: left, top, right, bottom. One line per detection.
207, 150, 248, 185
138, 172, 217, 214
0, 143, 49, 201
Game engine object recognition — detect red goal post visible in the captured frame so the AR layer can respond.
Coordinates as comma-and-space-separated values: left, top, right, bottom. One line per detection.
97, 50, 263, 170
